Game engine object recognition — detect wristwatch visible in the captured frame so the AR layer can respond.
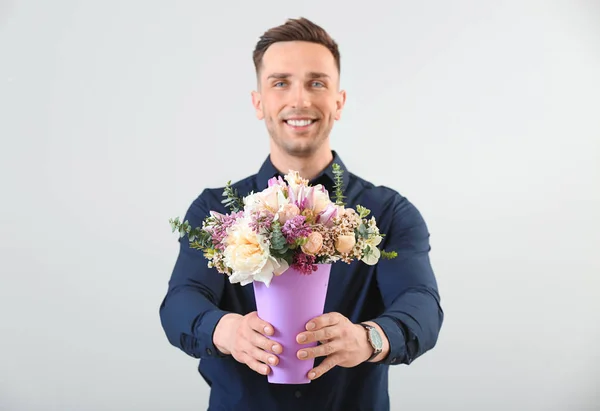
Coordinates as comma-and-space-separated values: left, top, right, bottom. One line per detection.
359, 323, 383, 362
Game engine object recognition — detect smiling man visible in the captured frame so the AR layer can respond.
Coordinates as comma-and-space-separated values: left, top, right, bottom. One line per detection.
159, 17, 444, 411
251, 39, 345, 173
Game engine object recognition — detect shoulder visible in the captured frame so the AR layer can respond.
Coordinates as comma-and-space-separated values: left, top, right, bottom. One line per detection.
348, 172, 426, 227
189, 173, 257, 216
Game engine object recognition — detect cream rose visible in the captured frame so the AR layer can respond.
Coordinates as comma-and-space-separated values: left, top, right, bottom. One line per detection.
223, 218, 287, 286
244, 185, 288, 215
301, 232, 324, 255
335, 234, 356, 254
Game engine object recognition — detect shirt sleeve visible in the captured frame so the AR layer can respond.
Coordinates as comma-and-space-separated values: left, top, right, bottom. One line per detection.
370, 193, 444, 366
159, 189, 230, 360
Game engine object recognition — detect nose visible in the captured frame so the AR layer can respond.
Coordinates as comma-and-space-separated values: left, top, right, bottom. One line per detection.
291, 84, 311, 109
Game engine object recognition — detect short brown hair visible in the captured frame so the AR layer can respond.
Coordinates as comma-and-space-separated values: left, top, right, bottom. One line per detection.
252, 17, 341, 76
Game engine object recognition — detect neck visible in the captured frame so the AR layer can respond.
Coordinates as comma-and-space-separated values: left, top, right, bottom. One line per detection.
269, 142, 334, 181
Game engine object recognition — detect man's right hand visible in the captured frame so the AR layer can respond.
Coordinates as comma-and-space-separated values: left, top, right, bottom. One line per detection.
212, 311, 282, 376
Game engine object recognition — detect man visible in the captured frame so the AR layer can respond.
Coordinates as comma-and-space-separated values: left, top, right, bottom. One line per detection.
159, 17, 443, 411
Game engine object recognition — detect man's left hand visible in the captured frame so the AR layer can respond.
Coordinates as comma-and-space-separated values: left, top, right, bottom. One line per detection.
296, 312, 389, 380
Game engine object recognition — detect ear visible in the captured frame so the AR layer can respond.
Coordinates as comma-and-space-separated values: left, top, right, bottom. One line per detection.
334, 90, 347, 121
251, 90, 264, 120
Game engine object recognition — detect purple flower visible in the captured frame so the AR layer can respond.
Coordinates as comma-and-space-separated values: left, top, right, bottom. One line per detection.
249, 210, 274, 233
317, 203, 338, 227
295, 185, 308, 210
292, 253, 318, 274
281, 215, 312, 244
210, 211, 244, 250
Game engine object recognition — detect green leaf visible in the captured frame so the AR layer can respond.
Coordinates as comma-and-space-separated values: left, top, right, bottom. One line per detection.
356, 205, 370, 219
270, 222, 287, 250
332, 163, 346, 207
221, 180, 244, 212
357, 223, 369, 238
274, 246, 289, 255
381, 250, 398, 259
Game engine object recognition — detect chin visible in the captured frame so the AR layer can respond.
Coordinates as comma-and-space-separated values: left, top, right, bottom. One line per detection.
281, 138, 327, 157
268, 126, 329, 157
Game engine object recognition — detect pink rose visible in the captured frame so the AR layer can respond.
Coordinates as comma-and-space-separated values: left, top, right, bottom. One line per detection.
335, 234, 356, 254
278, 203, 300, 224
301, 232, 324, 255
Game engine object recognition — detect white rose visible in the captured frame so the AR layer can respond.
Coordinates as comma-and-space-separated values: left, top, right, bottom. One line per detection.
223, 218, 288, 286
244, 185, 288, 215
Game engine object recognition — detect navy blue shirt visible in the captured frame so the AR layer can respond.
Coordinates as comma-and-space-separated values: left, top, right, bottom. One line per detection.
159, 151, 444, 411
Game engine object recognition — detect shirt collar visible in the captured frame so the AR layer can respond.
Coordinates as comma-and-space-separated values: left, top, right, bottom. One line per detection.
256, 150, 350, 194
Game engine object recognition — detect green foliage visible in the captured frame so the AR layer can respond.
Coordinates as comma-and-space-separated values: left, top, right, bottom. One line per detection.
221, 180, 244, 212
169, 216, 212, 250
270, 221, 287, 251
268, 221, 295, 264
293, 237, 308, 248
332, 163, 346, 206
356, 205, 371, 219
357, 223, 369, 238
381, 250, 398, 259
278, 247, 296, 266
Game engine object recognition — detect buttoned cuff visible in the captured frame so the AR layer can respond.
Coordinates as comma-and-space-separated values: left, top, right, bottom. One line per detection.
371, 316, 410, 365
194, 309, 230, 359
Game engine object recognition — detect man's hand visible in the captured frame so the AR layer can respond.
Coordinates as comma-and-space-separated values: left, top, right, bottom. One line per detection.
213, 312, 282, 376
296, 312, 390, 380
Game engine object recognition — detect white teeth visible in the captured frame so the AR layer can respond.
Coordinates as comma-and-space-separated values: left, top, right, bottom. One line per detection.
286, 119, 313, 127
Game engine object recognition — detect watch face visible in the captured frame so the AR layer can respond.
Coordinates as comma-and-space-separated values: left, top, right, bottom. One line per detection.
369, 328, 383, 350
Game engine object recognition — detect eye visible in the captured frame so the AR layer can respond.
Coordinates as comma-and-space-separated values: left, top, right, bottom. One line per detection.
311, 81, 325, 88
274, 81, 286, 87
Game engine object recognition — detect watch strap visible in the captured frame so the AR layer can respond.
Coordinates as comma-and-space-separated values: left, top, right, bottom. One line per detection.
359, 323, 382, 361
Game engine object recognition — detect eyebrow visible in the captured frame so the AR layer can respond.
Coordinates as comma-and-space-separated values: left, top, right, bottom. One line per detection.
266, 72, 331, 80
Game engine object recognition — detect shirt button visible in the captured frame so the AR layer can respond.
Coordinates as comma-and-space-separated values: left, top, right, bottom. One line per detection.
294, 390, 302, 398
206, 348, 212, 355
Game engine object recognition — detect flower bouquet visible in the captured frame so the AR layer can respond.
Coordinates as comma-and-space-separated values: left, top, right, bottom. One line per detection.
169, 164, 396, 384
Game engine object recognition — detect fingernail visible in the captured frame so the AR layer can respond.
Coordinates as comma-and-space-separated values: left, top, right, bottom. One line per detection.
299, 350, 307, 358
264, 326, 272, 334
272, 344, 280, 353
298, 335, 307, 343
268, 356, 276, 364
306, 322, 315, 330
262, 365, 269, 374
309, 371, 316, 379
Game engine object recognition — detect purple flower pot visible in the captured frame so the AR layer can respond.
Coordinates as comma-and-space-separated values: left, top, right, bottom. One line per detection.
253, 264, 331, 384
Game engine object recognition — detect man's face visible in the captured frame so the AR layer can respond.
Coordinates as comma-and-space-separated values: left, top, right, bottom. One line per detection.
252, 41, 346, 158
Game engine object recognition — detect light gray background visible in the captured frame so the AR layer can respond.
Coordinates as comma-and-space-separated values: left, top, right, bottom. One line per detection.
1, 1, 599, 410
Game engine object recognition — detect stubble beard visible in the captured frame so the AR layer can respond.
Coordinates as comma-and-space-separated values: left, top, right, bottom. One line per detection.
266, 116, 332, 158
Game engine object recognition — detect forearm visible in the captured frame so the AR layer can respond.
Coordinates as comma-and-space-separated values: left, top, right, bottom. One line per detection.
160, 284, 230, 358
160, 192, 232, 359
365, 193, 444, 365
371, 287, 443, 365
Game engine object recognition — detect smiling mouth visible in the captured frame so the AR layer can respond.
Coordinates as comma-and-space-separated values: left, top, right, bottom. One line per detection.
284, 119, 318, 128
